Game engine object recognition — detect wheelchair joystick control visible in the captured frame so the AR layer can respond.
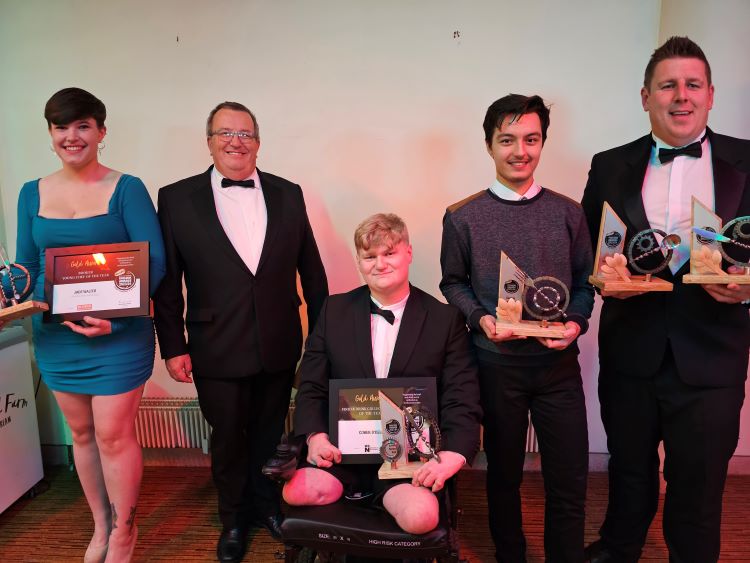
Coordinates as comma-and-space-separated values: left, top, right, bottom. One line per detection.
262, 434, 302, 483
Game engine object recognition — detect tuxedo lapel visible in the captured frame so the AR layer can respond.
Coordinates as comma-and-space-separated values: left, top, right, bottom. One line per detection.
621, 136, 653, 233
256, 170, 280, 274
354, 289, 377, 379
388, 288, 426, 378
189, 168, 252, 275
709, 130, 747, 222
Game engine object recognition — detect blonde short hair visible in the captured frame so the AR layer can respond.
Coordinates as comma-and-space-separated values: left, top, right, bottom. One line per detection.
353, 213, 409, 253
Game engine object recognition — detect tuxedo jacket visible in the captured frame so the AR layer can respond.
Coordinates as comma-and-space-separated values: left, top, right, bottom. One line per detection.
293, 285, 482, 462
581, 129, 750, 386
153, 167, 328, 378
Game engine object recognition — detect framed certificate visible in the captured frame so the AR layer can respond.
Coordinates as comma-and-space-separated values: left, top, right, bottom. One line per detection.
43, 242, 149, 322
328, 378, 438, 464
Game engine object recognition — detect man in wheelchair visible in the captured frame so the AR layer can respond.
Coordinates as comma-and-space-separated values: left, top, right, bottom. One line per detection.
282, 213, 482, 536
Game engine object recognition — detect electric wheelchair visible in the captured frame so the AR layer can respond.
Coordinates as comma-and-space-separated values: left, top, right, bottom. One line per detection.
263, 434, 466, 563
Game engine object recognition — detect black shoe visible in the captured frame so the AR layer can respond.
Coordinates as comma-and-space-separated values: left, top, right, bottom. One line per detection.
217, 527, 247, 562
584, 540, 618, 563
252, 513, 283, 541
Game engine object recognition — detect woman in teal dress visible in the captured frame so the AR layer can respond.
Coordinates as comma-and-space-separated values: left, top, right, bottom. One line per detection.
12, 88, 166, 562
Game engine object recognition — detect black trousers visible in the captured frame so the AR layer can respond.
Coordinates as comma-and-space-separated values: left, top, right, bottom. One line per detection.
597, 344, 744, 563
194, 368, 295, 529
477, 349, 589, 563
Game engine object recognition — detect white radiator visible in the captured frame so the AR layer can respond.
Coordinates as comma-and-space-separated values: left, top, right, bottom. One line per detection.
135, 398, 212, 454
136, 398, 296, 455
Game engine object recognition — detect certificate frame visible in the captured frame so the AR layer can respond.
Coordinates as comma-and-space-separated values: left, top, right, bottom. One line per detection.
43, 241, 149, 322
328, 377, 438, 464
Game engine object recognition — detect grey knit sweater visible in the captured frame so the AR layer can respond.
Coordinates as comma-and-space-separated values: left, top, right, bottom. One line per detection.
440, 187, 594, 365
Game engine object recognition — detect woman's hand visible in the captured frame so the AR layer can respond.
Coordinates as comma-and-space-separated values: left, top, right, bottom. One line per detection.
62, 315, 112, 337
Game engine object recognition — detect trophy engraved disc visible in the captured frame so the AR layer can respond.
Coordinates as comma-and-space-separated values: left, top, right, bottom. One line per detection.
625, 229, 678, 274
496, 251, 567, 338
684, 206, 750, 284
379, 438, 402, 463
589, 202, 673, 292
0, 244, 48, 321
718, 216, 750, 270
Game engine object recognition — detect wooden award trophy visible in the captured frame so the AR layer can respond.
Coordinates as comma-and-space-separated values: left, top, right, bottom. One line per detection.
377, 391, 441, 479
588, 202, 675, 292
495, 251, 568, 338
0, 244, 48, 322
683, 198, 750, 284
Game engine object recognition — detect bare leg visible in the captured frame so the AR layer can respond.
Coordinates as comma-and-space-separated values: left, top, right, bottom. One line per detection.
383, 483, 439, 534
92, 384, 144, 563
52, 391, 111, 561
283, 468, 344, 506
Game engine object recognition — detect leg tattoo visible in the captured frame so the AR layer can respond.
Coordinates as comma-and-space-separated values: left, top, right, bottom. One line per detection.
126, 506, 136, 531
111, 503, 118, 529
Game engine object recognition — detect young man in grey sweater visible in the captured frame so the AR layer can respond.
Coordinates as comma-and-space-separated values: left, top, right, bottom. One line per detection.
440, 94, 594, 562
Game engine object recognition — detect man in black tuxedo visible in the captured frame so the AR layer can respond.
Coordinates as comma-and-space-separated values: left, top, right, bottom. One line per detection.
283, 213, 481, 534
153, 102, 328, 562
581, 37, 750, 563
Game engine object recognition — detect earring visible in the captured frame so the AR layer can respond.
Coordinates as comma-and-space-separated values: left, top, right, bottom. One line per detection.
98, 142, 106, 155
49, 144, 55, 153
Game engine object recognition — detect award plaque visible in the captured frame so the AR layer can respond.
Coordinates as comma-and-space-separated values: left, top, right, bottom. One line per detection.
43, 242, 149, 322
328, 378, 438, 468
0, 244, 48, 322
589, 202, 674, 292
683, 198, 750, 284
496, 251, 568, 338
377, 391, 441, 479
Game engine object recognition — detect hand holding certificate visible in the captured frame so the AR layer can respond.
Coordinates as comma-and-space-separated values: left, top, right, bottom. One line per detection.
44, 242, 150, 322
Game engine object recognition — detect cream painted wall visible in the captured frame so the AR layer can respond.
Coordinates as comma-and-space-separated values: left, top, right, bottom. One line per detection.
0, 1, 746, 453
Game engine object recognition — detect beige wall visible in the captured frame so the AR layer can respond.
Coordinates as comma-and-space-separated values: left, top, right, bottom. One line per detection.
1, 0, 747, 453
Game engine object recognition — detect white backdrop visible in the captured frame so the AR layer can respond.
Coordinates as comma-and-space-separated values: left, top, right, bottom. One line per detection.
1, 0, 748, 453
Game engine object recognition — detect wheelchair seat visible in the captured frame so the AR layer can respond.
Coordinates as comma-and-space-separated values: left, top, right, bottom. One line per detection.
264, 434, 464, 563
282, 495, 458, 561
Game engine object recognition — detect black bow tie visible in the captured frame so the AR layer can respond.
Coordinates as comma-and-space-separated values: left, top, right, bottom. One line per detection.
370, 300, 395, 325
658, 140, 703, 164
221, 178, 255, 188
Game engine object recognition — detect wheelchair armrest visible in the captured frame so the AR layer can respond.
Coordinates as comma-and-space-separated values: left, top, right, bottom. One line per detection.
262, 432, 306, 483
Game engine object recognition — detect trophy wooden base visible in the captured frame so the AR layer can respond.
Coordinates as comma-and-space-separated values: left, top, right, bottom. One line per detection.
378, 460, 425, 480
682, 273, 750, 285
496, 319, 566, 338
0, 300, 49, 321
588, 275, 673, 292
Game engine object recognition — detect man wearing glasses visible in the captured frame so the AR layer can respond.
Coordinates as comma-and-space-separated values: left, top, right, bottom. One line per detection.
153, 102, 328, 562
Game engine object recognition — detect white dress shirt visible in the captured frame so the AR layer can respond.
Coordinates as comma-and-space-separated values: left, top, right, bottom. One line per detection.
211, 167, 267, 274
642, 130, 713, 273
490, 179, 541, 201
370, 293, 409, 379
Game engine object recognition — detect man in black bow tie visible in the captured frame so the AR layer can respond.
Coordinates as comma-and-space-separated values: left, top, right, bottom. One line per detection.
582, 37, 750, 563
153, 101, 328, 561
285, 213, 481, 535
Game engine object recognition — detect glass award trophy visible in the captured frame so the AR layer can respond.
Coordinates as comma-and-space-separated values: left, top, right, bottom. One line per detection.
589, 202, 675, 292
378, 391, 441, 479
683, 197, 750, 284
495, 251, 569, 338
0, 244, 48, 322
